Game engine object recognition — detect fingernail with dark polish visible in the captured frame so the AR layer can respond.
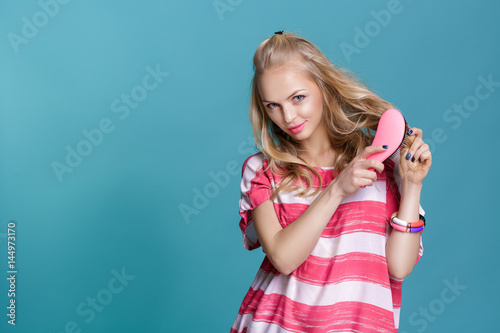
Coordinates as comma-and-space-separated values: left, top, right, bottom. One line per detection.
418, 158, 421, 163
406, 153, 411, 160
407, 129, 413, 135
411, 157, 415, 162
383, 145, 388, 149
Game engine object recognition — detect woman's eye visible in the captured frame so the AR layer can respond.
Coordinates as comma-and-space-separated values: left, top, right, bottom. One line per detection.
266, 103, 278, 109
294, 95, 305, 102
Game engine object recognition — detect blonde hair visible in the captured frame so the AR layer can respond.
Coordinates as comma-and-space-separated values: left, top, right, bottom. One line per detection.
250, 31, 404, 199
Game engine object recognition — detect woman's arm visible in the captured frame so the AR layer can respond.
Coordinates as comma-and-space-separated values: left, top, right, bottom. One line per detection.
385, 127, 432, 279
252, 145, 389, 275
385, 180, 422, 279
252, 186, 343, 275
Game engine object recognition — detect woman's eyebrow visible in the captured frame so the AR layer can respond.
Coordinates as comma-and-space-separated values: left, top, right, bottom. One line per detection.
262, 89, 306, 103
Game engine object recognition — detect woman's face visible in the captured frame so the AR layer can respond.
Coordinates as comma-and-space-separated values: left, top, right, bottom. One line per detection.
259, 62, 327, 145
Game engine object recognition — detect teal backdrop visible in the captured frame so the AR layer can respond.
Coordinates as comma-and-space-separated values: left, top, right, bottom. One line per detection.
0, 0, 499, 332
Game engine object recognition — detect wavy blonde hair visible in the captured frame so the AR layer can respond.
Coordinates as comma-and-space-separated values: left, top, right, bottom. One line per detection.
250, 31, 406, 199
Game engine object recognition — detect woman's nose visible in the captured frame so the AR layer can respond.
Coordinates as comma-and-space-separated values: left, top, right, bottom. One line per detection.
283, 105, 296, 123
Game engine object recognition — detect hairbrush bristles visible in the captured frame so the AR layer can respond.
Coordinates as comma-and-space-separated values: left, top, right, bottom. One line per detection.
386, 117, 409, 161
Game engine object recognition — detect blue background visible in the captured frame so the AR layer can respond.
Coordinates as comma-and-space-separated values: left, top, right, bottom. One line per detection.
0, 0, 499, 332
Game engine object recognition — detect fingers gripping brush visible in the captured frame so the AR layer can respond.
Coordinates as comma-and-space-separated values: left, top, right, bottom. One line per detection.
367, 108, 407, 169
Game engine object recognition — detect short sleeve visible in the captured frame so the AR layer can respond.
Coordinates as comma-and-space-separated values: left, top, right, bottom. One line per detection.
238, 153, 273, 251
385, 150, 425, 262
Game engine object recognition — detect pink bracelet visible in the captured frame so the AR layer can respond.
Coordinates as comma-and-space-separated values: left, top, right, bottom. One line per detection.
391, 221, 408, 233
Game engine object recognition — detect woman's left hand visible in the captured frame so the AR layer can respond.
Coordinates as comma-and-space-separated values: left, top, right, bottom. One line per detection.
399, 127, 432, 184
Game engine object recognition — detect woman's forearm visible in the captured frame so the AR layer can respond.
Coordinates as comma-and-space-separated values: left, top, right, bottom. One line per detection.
385, 180, 422, 279
270, 183, 344, 275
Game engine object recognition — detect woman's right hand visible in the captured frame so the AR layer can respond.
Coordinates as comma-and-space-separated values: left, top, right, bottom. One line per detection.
330, 145, 388, 197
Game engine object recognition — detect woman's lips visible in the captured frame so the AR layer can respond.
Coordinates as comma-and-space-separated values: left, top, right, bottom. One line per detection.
288, 122, 306, 134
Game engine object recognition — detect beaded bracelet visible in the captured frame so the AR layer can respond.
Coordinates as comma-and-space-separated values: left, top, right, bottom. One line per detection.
390, 212, 426, 233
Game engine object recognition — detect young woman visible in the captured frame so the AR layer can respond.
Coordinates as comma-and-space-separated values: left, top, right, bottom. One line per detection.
231, 31, 432, 333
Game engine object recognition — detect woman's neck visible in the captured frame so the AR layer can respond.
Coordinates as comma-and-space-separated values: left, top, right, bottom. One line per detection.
298, 125, 336, 167
299, 146, 336, 168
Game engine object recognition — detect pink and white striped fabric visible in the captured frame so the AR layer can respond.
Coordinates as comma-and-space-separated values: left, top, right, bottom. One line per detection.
231, 152, 424, 333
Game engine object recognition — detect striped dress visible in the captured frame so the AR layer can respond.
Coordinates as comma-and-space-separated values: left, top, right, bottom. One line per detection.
231, 152, 424, 333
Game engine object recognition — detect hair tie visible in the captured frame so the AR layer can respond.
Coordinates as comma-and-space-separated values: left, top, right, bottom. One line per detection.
274, 30, 286, 36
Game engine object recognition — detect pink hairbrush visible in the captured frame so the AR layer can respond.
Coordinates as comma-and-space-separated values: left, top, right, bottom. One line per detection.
366, 108, 407, 170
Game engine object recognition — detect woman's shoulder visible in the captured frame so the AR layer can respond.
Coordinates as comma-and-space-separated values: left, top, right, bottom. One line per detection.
242, 152, 265, 167
241, 153, 278, 189
242, 152, 270, 174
